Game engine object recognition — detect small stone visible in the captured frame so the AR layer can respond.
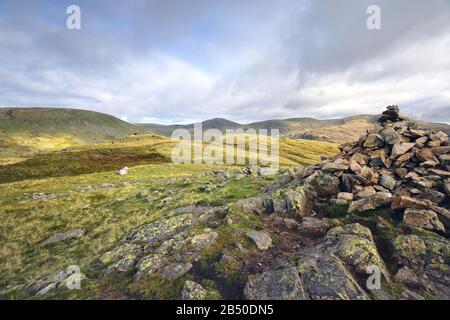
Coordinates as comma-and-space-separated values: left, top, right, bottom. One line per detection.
380, 174, 396, 190
43, 229, 85, 245
428, 168, 450, 177
135, 254, 166, 280
322, 162, 349, 172
298, 217, 337, 236
417, 189, 445, 204
395, 168, 409, 178
349, 160, 362, 174
415, 136, 429, 148
161, 262, 193, 279
350, 153, 368, 165
348, 198, 375, 213
381, 127, 401, 145
415, 178, 435, 189
431, 146, 450, 156
420, 160, 438, 167
364, 133, 384, 148
415, 148, 438, 163
403, 208, 445, 233
182, 281, 208, 300
355, 186, 376, 199
118, 167, 129, 175
337, 192, 354, 202
409, 129, 426, 137
370, 150, 388, 167
395, 152, 414, 166
439, 154, 450, 166
191, 230, 219, 250
444, 179, 450, 196
283, 218, 299, 230
246, 230, 272, 250
391, 143, 415, 159
428, 140, 442, 147
391, 196, 432, 210
429, 131, 448, 142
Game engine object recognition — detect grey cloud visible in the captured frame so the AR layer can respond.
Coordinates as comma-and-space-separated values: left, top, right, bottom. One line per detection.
0, 0, 449, 124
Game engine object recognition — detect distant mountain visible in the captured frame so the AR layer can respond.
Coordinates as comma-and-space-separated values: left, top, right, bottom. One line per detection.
137, 114, 450, 144
0, 108, 146, 140
136, 118, 241, 136
0, 108, 147, 159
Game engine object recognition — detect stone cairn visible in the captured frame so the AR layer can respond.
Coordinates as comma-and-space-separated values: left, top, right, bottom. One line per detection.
322, 105, 450, 235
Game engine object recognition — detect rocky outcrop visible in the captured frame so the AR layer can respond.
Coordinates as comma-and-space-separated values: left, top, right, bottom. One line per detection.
245, 224, 388, 300
392, 234, 450, 298
244, 267, 308, 300
242, 107, 450, 300
99, 207, 227, 280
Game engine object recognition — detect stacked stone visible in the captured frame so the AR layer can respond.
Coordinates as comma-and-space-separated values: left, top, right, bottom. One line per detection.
321, 106, 450, 235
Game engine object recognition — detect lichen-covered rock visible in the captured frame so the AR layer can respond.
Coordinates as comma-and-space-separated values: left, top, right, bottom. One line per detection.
105, 253, 139, 274
293, 224, 391, 300
126, 214, 193, 245
392, 234, 450, 298
323, 224, 390, 281
100, 213, 202, 279
24, 268, 86, 296
244, 267, 307, 300
182, 281, 208, 300
191, 230, 219, 250
161, 262, 193, 279
297, 255, 368, 300
134, 254, 166, 280
284, 187, 311, 217
100, 243, 142, 266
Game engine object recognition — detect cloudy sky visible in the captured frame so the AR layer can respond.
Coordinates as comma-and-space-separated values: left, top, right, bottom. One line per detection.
0, 0, 449, 124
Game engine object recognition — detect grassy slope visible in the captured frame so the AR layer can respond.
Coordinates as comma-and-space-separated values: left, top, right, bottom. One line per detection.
0, 108, 147, 161
0, 134, 338, 183
0, 162, 269, 291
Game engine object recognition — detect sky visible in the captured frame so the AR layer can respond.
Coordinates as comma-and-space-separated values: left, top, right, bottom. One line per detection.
0, 0, 449, 124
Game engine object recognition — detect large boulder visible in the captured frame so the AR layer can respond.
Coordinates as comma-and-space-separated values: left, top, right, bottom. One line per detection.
306, 172, 340, 198
244, 267, 308, 300
236, 196, 274, 215
297, 255, 369, 300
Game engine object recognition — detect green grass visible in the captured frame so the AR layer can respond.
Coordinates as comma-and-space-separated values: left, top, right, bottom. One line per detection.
325, 204, 349, 218
0, 161, 271, 290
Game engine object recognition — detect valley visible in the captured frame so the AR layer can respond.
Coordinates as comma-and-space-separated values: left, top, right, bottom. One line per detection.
0, 106, 449, 301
